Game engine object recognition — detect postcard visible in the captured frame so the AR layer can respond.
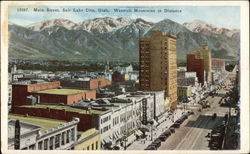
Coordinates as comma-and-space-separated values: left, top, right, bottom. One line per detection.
1, 1, 249, 154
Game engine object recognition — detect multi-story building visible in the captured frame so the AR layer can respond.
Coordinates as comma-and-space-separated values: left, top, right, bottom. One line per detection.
112, 71, 125, 82
187, 43, 212, 84
8, 114, 79, 150
177, 86, 192, 102
139, 30, 177, 111
60, 77, 111, 90
11, 90, 165, 150
12, 80, 96, 107
212, 58, 225, 72
75, 128, 101, 150
177, 69, 202, 104
187, 54, 205, 84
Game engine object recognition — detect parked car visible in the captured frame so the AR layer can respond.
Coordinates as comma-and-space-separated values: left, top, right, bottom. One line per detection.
173, 122, 180, 128
170, 127, 175, 133
158, 134, 168, 141
163, 130, 171, 137
187, 111, 194, 115
151, 140, 161, 148
145, 145, 156, 150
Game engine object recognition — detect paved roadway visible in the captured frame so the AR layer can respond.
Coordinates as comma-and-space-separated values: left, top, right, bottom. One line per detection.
159, 73, 235, 150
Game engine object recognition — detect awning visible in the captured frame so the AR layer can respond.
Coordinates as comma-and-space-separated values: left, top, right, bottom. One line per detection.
109, 135, 112, 140
114, 131, 119, 139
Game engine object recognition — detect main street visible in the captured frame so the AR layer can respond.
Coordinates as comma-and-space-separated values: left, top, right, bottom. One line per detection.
159, 72, 236, 150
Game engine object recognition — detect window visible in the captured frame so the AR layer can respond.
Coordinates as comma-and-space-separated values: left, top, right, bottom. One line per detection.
29, 144, 35, 150
96, 141, 98, 149
66, 130, 70, 143
71, 129, 75, 141
87, 146, 89, 150
44, 139, 48, 150
61, 132, 65, 145
38, 141, 42, 150
92, 143, 94, 150
49, 137, 53, 150
55, 134, 60, 148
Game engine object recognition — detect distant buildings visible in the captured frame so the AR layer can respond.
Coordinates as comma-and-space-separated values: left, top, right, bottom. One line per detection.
139, 30, 177, 111
8, 114, 79, 150
177, 68, 202, 104
12, 80, 96, 106
212, 58, 225, 72
112, 71, 125, 82
11, 90, 165, 150
187, 43, 212, 85
61, 77, 111, 90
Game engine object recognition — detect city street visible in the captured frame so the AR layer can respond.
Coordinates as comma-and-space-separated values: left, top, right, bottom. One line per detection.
159, 73, 235, 150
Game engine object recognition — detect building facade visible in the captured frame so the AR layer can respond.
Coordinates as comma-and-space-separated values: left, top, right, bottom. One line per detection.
187, 43, 212, 84
12, 80, 96, 106
212, 58, 225, 72
139, 30, 177, 111
177, 86, 192, 102
75, 128, 101, 150
61, 77, 111, 90
8, 115, 79, 150
187, 54, 205, 85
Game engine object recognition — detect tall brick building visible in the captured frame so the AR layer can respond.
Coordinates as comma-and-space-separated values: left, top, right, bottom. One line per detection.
187, 54, 205, 84
187, 43, 212, 84
139, 30, 177, 111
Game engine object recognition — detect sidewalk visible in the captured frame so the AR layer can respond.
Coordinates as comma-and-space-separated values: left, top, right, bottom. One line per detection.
127, 108, 186, 150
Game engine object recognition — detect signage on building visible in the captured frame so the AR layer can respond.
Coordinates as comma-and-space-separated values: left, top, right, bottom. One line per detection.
142, 98, 147, 125
14, 120, 21, 149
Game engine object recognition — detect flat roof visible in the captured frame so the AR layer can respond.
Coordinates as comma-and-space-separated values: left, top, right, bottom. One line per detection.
9, 114, 66, 133
34, 88, 88, 95
19, 104, 103, 115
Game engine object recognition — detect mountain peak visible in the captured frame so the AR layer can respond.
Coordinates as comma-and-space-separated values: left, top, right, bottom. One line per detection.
27, 18, 78, 31
183, 19, 239, 37
78, 17, 133, 33
190, 19, 208, 24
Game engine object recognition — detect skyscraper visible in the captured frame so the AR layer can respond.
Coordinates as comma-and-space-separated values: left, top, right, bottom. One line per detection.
139, 30, 177, 111
187, 43, 212, 85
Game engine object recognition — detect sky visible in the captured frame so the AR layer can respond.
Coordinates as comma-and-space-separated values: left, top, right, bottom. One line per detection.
9, 5, 240, 29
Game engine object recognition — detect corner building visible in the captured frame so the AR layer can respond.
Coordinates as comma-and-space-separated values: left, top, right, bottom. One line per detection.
139, 30, 177, 111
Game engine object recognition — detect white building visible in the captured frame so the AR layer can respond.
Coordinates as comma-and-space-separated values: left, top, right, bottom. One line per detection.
8, 116, 79, 150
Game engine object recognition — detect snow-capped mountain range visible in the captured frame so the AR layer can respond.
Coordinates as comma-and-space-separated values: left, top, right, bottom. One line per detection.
27, 17, 154, 33
9, 17, 240, 62
183, 19, 239, 37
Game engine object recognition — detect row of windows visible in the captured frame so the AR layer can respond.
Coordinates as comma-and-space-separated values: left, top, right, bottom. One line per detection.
113, 116, 119, 126
101, 125, 111, 134
38, 129, 74, 150
84, 141, 99, 150
101, 115, 111, 124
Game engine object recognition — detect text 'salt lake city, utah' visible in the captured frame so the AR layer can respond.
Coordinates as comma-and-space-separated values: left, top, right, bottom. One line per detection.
1, 1, 249, 152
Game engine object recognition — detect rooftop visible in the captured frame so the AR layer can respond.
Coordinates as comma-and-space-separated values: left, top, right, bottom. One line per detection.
78, 128, 99, 141
9, 114, 66, 133
19, 104, 103, 115
34, 88, 87, 95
